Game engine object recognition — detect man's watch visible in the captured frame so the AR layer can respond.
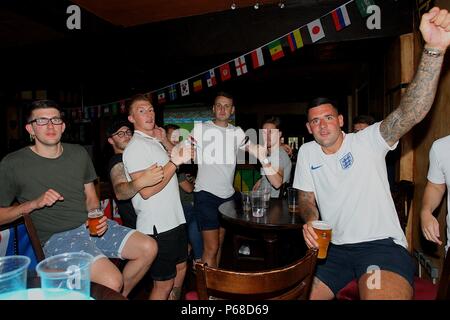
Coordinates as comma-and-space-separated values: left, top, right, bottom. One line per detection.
261, 158, 270, 165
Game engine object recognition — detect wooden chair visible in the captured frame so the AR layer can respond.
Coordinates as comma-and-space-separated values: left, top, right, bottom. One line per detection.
195, 249, 318, 300
0, 212, 45, 262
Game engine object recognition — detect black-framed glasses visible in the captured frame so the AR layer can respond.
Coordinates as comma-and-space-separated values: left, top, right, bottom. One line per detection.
28, 117, 64, 126
112, 129, 133, 138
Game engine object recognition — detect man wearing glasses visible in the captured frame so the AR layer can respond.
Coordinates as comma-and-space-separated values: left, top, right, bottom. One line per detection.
107, 119, 164, 228
0, 100, 158, 298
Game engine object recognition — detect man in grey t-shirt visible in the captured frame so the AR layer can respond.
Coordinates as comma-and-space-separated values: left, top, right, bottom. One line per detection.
0, 100, 157, 298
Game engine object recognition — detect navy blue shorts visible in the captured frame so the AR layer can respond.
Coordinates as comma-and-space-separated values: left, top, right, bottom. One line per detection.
149, 224, 188, 281
194, 190, 238, 231
315, 238, 416, 295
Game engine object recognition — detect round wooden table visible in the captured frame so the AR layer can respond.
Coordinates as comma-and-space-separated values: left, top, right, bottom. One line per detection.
219, 198, 304, 269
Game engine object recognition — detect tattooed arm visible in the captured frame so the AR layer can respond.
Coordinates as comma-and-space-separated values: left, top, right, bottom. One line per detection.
299, 190, 319, 223
110, 162, 163, 200
299, 190, 320, 250
380, 7, 450, 146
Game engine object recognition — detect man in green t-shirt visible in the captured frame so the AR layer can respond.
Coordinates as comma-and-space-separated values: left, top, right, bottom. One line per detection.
0, 100, 157, 298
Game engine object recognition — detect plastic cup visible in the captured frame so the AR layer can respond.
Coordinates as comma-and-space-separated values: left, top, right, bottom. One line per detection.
36, 252, 93, 300
287, 187, 299, 213
0, 256, 31, 300
88, 208, 104, 236
251, 190, 266, 218
311, 221, 332, 259
241, 191, 251, 212
262, 187, 271, 208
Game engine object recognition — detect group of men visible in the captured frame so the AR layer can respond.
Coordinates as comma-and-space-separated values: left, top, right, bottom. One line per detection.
0, 6, 449, 301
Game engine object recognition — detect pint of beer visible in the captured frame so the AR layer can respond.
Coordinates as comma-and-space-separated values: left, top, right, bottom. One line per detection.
311, 221, 332, 259
88, 209, 104, 236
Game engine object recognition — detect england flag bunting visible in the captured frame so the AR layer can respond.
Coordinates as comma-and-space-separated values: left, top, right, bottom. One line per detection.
234, 56, 248, 76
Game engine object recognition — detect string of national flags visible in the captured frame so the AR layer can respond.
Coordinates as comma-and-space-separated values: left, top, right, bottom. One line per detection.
77, 0, 375, 118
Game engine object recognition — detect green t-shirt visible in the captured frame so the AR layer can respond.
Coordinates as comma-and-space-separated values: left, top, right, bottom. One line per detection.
0, 143, 97, 245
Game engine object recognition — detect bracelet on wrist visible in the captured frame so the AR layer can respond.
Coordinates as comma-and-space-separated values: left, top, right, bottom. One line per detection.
169, 160, 178, 168
423, 47, 443, 58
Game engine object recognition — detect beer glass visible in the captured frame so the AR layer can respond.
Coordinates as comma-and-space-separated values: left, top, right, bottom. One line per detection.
311, 221, 332, 259
88, 208, 104, 236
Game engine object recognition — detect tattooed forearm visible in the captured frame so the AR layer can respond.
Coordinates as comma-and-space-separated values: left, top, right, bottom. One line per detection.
380, 51, 444, 146
298, 190, 319, 222
110, 163, 138, 200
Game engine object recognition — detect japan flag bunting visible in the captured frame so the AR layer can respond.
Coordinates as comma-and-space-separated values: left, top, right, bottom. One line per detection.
219, 63, 231, 81
307, 18, 325, 43
205, 69, 217, 87
332, 5, 351, 31
251, 48, 264, 69
180, 79, 190, 97
234, 56, 248, 76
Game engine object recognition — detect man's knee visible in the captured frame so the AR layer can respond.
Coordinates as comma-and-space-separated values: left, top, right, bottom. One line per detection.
94, 267, 124, 292
358, 270, 412, 300
309, 277, 335, 300
139, 237, 158, 262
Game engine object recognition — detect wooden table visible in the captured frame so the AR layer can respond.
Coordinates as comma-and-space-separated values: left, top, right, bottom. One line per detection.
27, 275, 127, 300
219, 198, 304, 269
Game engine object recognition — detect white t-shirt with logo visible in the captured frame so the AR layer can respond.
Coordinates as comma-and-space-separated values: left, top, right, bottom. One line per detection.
427, 135, 450, 252
123, 130, 185, 235
293, 122, 407, 248
192, 120, 246, 199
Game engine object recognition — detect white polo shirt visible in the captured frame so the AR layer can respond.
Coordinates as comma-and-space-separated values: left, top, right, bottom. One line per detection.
192, 121, 246, 199
427, 135, 450, 252
123, 130, 185, 235
293, 122, 407, 248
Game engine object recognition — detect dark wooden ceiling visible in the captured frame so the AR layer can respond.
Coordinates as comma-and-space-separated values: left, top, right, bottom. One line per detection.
72, 0, 284, 27
0, 0, 414, 106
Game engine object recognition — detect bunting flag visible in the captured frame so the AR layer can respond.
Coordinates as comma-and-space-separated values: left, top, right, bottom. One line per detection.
307, 19, 325, 43
356, 0, 376, 18
332, 5, 351, 31
287, 29, 304, 52
251, 48, 264, 69
169, 84, 178, 100
268, 39, 284, 61
89, 106, 97, 119
157, 91, 166, 104
193, 79, 203, 92
219, 63, 231, 81
180, 80, 190, 96
83, 1, 360, 113
205, 69, 217, 87
234, 56, 248, 76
